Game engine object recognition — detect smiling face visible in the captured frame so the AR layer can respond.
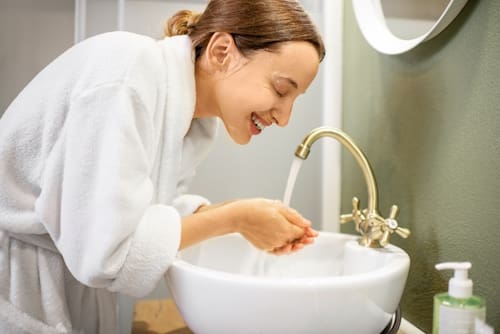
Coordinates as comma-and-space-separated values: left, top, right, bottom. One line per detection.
194, 33, 320, 145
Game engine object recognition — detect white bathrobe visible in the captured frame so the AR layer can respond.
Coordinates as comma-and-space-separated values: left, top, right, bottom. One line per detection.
0, 32, 218, 333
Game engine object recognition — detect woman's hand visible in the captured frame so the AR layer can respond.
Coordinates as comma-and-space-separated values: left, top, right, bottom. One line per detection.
205, 198, 318, 254
268, 225, 318, 255
181, 198, 318, 254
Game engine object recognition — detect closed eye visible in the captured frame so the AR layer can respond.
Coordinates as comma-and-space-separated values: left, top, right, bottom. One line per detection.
273, 76, 296, 98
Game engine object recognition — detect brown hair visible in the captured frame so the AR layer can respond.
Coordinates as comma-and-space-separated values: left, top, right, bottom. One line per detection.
164, 0, 325, 61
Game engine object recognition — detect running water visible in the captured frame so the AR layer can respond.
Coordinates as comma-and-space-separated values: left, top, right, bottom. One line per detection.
282, 156, 304, 206
248, 157, 304, 277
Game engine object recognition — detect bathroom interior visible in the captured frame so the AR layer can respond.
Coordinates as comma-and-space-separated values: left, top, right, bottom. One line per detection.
0, 0, 498, 333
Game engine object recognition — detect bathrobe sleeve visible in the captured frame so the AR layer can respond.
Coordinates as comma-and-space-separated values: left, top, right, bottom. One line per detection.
34, 83, 181, 297
171, 119, 218, 216
172, 186, 209, 217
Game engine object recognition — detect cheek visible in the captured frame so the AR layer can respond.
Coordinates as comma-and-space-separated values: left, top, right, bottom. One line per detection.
220, 81, 275, 115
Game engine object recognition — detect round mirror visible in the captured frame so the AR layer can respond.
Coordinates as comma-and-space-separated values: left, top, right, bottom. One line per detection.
352, 0, 468, 55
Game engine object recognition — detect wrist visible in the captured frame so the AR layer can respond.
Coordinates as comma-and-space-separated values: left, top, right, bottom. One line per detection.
194, 203, 239, 237
213, 203, 239, 234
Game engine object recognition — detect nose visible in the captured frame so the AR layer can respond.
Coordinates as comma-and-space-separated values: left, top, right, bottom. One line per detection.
272, 100, 294, 127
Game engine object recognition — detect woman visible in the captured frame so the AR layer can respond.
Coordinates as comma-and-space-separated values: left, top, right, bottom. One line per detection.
0, 0, 325, 333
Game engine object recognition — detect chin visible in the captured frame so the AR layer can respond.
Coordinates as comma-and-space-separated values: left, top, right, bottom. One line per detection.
222, 122, 251, 145
232, 135, 251, 145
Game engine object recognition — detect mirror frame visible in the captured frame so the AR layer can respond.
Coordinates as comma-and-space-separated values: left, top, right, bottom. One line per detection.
352, 0, 469, 55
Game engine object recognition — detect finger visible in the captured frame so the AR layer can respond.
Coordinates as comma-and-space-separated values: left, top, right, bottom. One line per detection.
269, 248, 284, 255
291, 243, 304, 252
305, 227, 319, 237
280, 206, 311, 228
281, 243, 293, 253
299, 236, 316, 245
270, 200, 311, 228
290, 229, 317, 243
272, 243, 293, 255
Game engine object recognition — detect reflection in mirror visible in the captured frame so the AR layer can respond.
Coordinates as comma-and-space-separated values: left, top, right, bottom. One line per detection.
380, 0, 451, 39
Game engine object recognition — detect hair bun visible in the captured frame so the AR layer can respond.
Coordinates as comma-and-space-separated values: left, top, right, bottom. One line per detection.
164, 10, 201, 37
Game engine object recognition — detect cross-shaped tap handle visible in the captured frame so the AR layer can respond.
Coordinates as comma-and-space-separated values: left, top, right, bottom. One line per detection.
384, 205, 410, 239
340, 197, 365, 232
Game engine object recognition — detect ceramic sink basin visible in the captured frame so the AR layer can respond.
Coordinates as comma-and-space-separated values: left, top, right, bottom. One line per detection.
165, 232, 410, 334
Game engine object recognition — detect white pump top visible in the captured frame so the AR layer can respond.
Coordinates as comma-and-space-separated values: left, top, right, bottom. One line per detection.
435, 262, 473, 298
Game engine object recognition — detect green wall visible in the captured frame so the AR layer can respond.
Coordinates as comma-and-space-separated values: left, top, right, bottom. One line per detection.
341, 1, 500, 332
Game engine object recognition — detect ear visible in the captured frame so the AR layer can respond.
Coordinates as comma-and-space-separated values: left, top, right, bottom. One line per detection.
205, 32, 242, 72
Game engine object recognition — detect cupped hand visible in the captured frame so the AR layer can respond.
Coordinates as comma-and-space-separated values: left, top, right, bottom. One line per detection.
219, 198, 318, 254
269, 226, 318, 255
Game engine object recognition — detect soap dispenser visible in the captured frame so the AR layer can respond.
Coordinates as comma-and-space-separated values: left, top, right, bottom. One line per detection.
432, 262, 486, 334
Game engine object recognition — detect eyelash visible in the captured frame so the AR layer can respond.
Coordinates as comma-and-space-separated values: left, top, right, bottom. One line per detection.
275, 89, 285, 98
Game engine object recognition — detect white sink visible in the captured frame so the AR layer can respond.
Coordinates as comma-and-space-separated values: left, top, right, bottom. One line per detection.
166, 232, 410, 334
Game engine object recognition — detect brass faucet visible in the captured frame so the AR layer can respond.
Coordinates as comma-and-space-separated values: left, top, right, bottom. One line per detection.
295, 126, 410, 248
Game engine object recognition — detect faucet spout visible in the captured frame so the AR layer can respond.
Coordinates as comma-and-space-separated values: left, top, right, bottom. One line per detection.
295, 126, 410, 248
296, 127, 378, 213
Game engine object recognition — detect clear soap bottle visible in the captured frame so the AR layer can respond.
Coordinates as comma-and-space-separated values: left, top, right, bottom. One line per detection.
432, 262, 486, 334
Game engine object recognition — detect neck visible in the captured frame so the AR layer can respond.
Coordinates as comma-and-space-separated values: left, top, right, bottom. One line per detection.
193, 61, 217, 119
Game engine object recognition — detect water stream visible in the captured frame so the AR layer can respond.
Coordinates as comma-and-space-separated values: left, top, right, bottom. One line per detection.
282, 156, 304, 206
250, 156, 304, 277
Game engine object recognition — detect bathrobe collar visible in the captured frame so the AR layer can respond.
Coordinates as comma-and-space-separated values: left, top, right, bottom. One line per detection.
154, 35, 218, 204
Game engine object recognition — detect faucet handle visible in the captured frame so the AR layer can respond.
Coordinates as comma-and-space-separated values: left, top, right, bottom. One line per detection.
340, 197, 365, 232
383, 205, 411, 239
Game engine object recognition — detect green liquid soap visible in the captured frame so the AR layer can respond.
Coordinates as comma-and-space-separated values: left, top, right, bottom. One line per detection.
432, 292, 486, 334
432, 262, 486, 334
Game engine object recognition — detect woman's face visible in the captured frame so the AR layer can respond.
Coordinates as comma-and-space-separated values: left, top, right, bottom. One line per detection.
196, 35, 320, 145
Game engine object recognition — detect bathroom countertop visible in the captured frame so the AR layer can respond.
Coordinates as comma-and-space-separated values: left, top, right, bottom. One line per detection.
133, 299, 192, 334
132, 299, 404, 334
